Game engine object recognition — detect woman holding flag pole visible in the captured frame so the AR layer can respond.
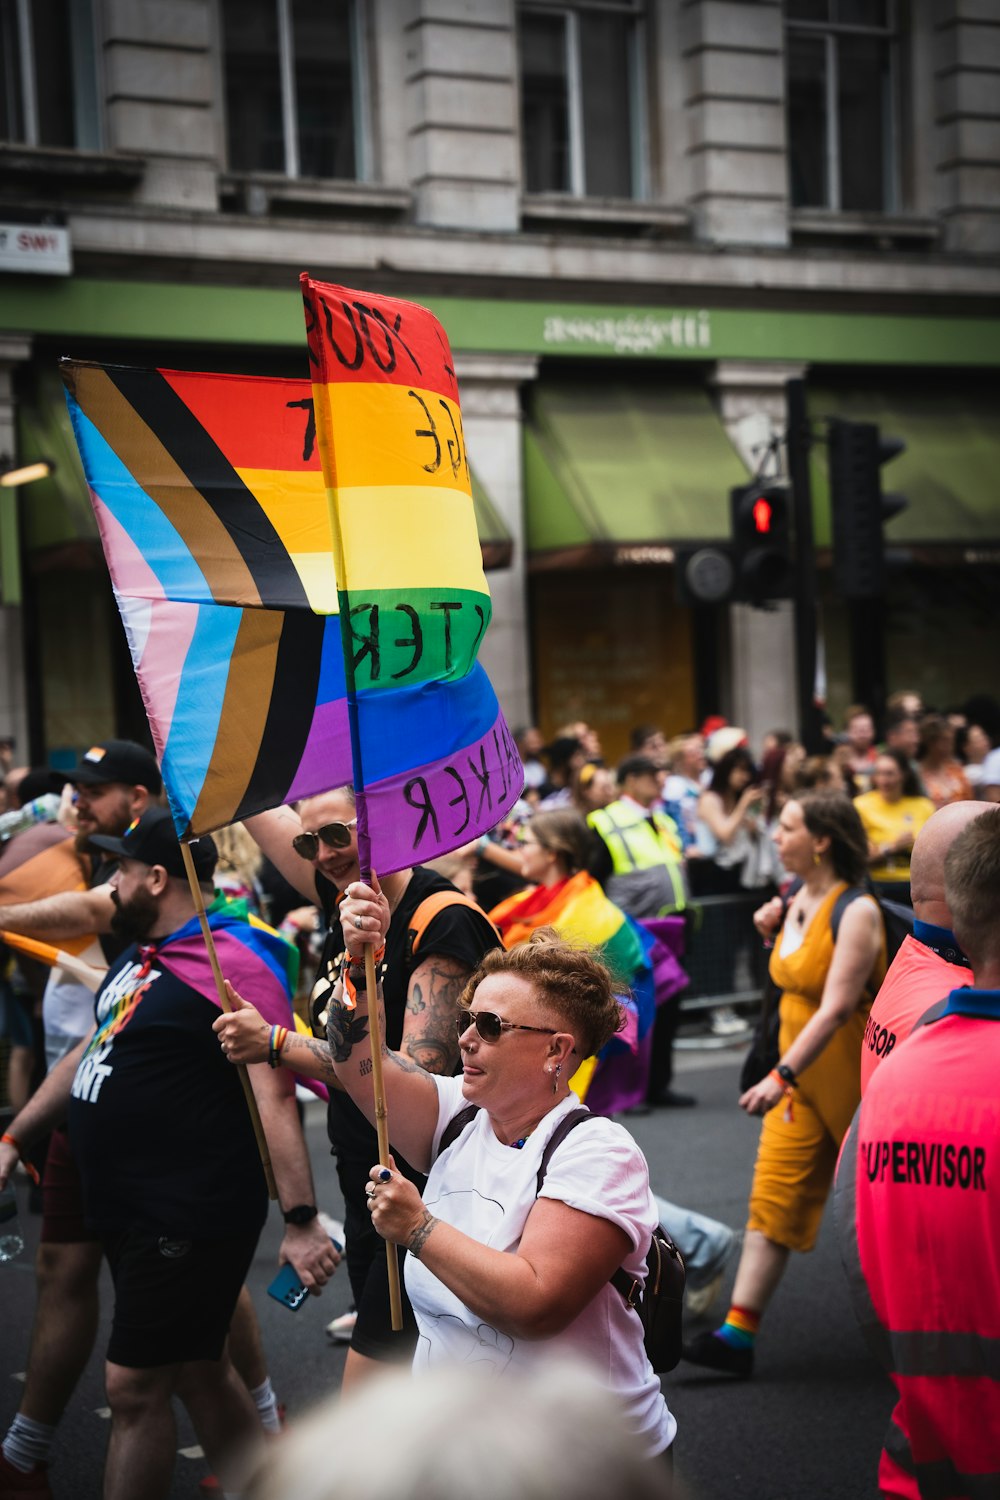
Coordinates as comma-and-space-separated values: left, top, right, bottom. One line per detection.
218, 875, 676, 1464
241, 790, 502, 1389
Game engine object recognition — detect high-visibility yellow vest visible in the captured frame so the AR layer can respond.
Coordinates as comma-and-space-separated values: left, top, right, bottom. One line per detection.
588, 800, 686, 919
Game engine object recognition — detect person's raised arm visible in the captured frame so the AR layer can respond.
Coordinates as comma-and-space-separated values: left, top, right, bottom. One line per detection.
215, 876, 441, 1169
242, 807, 316, 904
326, 876, 442, 1169
214, 985, 342, 1089
402, 949, 467, 1077
0, 884, 115, 940
698, 785, 760, 847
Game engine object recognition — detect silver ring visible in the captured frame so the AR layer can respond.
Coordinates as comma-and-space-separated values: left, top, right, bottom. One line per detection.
354, 915, 363, 931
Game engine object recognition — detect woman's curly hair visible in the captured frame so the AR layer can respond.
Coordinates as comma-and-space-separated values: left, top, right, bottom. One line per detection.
459, 929, 626, 1058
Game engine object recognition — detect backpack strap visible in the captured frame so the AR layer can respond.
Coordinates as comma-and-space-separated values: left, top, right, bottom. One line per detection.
830, 884, 866, 941
436, 1103, 480, 1157
405, 892, 501, 964
534, 1106, 593, 1193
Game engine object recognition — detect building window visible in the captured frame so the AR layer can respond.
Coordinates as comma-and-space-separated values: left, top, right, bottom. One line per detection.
221, 0, 369, 180
0, 0, 99, 150
518, 1, 646, 200
786, 1, 898, 213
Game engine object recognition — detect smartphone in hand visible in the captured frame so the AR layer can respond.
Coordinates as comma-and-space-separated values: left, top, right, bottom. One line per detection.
267, 1263, 310, 1311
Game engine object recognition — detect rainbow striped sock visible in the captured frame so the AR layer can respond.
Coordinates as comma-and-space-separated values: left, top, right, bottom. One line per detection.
714, 1304, 760, 1351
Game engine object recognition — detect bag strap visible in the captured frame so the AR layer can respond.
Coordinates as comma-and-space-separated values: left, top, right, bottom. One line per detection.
437, 1103, 596, 1177
406, 892, 501, 963
436, 1102, 480, 1157
830, 884, 866, 942
534, 1106, 593, 1192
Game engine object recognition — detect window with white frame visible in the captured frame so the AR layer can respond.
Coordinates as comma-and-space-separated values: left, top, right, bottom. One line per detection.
220, 0, 369, 180
0, 0, 100, 150
785, 1, 898, 213
518, 0, 646, 200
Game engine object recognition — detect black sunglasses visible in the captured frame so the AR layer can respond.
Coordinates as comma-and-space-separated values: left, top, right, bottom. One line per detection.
456, 1010, 557, 1044
292, 820, 357, 860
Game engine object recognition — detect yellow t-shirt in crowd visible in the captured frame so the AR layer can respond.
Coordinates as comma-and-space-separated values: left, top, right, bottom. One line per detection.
853, 792, 935, 883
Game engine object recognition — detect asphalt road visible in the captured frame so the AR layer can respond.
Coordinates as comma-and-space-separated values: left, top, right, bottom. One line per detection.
0, 1049, 894, 1499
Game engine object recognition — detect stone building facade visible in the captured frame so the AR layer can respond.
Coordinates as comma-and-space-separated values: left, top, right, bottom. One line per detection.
1, 0, 999, 767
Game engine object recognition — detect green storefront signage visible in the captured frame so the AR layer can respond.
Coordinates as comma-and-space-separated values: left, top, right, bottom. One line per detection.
0, 277, 997, 369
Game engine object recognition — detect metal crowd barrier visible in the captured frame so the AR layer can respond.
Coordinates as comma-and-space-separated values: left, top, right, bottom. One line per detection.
678, 892, 772, 1014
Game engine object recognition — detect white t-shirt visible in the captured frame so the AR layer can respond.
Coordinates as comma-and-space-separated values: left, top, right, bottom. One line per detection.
979, 746, 1000, 789
404, 1077, 676, 1457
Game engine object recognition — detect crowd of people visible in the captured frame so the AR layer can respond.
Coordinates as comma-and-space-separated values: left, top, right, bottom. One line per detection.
0, 689, 998, 1498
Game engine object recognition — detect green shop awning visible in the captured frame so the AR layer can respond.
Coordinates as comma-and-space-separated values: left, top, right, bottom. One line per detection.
524, 382, 748, 568
809, 386, 1000, 550
470, 468, 513, 571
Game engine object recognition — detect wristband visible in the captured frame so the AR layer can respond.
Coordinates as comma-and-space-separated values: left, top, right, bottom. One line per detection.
340, 947, 386, 1010
282, 1203, 318, 1226
267, 1025, 289, 1069
1, 1131, 40, 1185
768, 1067, 796, 1123
775, 1062, 797, 1087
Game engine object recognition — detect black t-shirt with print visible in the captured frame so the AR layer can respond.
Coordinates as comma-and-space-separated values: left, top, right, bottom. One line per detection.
68, 944, 268, 1238
314, 866, 501, 1168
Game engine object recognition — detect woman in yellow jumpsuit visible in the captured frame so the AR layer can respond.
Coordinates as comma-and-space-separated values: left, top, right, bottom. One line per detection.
682, 790, 885, 1377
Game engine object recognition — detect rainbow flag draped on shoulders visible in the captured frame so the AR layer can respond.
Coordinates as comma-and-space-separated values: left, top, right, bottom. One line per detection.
61, 282, 521, 872
489, 871, 656, 1113
75, 898, 328, 1100
156, 900, 299, 1025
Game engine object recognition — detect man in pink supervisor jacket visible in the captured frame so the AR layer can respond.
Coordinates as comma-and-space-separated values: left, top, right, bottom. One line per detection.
837, 807, 1000, 1499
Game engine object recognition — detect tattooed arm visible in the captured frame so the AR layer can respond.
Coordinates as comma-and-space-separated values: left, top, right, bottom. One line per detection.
402, 954, 467, 1075
318, 877, 443, 1170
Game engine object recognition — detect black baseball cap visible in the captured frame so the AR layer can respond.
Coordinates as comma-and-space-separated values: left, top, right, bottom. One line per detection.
89, 807, 216, 881
69, 740, 162, 796
617, 754, 662, 783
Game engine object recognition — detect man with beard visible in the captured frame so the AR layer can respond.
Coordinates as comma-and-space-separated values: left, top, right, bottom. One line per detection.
0, 809, 337, 1500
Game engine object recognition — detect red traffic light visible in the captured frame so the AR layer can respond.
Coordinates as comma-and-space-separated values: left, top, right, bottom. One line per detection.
752, 496, 772, 534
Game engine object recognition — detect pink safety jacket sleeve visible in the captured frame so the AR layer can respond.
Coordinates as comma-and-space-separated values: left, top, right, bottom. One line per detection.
836, 1012, 1000, 1499
860, 937, 970, 1097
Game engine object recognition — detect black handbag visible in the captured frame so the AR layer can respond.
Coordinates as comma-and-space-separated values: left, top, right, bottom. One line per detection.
739, 972, 782, 1092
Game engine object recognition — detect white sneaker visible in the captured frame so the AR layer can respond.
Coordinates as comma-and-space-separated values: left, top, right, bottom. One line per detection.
685, 1271, 726, 1319
317, 1212, 345, 1250
710, 1007, 749, 1038
326, 1308, 357, 1343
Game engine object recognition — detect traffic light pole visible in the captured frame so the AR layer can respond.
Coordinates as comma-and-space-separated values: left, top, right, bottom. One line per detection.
785, 380, 826, 754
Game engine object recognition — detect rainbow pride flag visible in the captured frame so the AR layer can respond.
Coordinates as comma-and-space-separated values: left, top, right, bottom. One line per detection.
489, 871, 655, 1111
301, 276, 521, 872
62, 330, 521, 870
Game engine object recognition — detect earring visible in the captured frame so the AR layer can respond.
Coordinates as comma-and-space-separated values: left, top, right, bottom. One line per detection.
552, 1062, 562, 1095
813, 850, 821, 866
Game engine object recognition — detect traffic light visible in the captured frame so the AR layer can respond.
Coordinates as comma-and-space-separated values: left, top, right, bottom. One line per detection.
828, 420, 908, 599
674, 543, 735, 606
729, 482, 793, 604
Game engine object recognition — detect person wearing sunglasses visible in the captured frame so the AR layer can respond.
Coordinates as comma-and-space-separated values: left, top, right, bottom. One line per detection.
291, 881, 673, 1465
241, 788, 502, 1390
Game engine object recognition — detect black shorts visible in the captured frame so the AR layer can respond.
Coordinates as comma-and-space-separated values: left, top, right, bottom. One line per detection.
337, 1156, 418, 1362
102, 1226, 259, 1368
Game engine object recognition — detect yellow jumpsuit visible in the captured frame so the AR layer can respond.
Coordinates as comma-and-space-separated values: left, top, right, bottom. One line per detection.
747, 883, 886, 1252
